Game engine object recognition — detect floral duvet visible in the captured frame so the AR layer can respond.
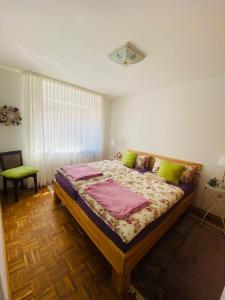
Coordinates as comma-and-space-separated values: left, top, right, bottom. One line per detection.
57, 160, 184, 243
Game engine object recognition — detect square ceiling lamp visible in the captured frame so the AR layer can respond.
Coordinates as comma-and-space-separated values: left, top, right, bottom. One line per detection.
108, 42, 145, 66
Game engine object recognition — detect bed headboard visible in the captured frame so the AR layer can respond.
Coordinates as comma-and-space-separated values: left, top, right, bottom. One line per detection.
128, 149, 202, 184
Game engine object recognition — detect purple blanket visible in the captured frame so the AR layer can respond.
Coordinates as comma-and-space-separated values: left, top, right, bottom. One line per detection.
61, 165, 102, 181
85, 179, 149, 219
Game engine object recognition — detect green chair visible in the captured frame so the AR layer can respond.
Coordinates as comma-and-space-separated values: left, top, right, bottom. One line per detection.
0, 150, 38, 202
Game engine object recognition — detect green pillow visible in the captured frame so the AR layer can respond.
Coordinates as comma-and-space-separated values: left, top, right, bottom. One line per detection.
157, 160, 184, 185
0, 166, 38, 179
122, 151, 137, 168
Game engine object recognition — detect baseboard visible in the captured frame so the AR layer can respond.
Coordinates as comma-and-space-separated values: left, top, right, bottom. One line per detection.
189, 205, 224, 229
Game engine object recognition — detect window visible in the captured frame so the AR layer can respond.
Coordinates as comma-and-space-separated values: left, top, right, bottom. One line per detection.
23, 72, 103, 185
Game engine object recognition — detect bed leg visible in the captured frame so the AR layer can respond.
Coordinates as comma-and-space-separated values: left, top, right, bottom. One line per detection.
53, 193, 61, 204
111, 268, 130, 295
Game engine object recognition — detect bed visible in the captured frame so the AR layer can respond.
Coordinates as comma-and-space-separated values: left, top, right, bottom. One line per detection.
52, 149, 202, 295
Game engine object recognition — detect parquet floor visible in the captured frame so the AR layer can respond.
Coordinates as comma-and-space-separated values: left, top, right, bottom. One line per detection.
1, 187, 124, 300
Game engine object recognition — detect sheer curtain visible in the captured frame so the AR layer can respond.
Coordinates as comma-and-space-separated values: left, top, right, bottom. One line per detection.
23, 72, 103, 186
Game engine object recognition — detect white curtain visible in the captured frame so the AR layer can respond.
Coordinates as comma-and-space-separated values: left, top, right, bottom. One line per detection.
23, 72, 103, 186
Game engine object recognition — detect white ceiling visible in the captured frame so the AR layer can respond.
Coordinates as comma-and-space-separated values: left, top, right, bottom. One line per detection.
0, 0, 225, 97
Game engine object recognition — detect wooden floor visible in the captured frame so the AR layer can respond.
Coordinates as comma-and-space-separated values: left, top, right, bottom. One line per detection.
1, 187, 124, 300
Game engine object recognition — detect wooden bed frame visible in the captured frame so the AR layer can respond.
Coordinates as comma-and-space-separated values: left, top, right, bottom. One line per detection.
53, 150, 202, 295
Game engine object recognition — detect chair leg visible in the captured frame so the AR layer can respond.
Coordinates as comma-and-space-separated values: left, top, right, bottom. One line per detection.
13, 181, 19, 202
20, 179, 24, 190
33, 174, 38, 193
3, 177, 8, 196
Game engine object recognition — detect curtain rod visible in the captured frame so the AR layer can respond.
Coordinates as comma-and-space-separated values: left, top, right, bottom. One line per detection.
23, 70, 104, 96
0, 65, 104, 96
0, 64, 22, 74
0, 64, 104, 96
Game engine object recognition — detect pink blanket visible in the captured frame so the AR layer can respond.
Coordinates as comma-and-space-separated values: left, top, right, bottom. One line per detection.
85, 179, 149, 219
61, 165, 102, 181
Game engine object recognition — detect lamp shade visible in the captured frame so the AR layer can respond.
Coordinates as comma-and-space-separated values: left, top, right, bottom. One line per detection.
110, 139, 117, 147
218, 155, 225, 167
108, 42, 145, 66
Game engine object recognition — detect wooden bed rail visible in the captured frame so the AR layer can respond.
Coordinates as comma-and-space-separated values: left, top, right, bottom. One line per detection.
53, 181, 126, 274
53, 181, 198, 295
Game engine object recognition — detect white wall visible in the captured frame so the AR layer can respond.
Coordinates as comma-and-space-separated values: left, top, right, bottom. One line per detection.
0, 67, 23, 152
110, 76, 225, 213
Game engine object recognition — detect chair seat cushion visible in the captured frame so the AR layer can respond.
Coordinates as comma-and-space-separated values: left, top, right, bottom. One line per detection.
0, 166, 38, 179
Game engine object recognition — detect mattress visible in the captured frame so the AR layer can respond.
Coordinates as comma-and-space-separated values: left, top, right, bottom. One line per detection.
55, 171, 194, 252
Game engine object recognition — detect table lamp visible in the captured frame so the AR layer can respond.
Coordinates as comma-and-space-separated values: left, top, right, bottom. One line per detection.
218, 155, 225, 188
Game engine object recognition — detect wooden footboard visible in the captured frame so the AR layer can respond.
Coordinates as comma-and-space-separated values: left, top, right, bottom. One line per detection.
53, 180, 197, 295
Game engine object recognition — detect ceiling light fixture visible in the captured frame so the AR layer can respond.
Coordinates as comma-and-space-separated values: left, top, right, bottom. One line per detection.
108, 42, 145, 66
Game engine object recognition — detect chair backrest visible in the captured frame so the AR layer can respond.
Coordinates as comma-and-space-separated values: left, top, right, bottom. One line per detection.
0, 150, 23, 171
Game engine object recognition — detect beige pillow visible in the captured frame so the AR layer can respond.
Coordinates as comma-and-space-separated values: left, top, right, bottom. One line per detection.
135, 154, 150, 169
152, 158, 161, 173
180, 165, 196, 183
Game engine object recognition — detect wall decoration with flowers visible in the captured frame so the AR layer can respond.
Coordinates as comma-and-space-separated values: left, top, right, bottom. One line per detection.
0, 105, 22, 126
